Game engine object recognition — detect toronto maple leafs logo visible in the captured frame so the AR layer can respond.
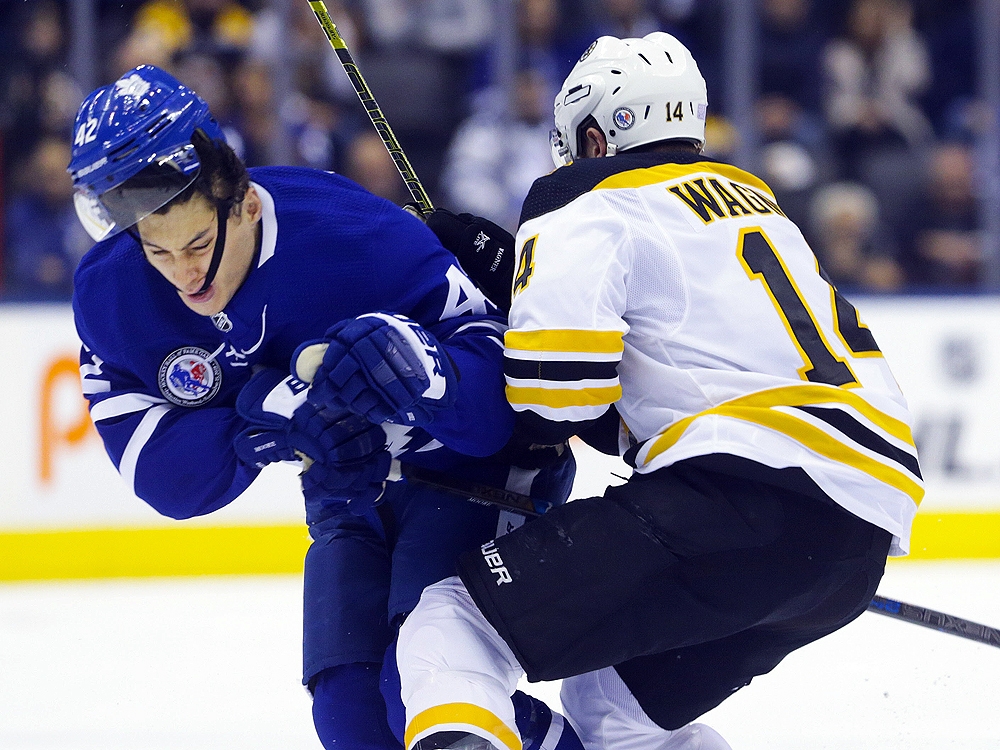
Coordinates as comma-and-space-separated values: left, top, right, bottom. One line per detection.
115, 73, 152, 100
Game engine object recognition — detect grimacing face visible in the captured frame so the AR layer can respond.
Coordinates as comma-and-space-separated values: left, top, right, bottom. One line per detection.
137, 187, 262, 316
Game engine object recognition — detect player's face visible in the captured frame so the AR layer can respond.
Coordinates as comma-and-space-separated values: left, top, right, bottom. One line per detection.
138, 189, 262, 316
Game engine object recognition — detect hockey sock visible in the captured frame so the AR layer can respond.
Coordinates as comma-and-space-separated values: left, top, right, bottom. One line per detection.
512, 690, 584, 750
312, 663, 403, 750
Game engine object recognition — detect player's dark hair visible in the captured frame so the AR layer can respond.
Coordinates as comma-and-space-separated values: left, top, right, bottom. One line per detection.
161, 129, 250, 216
118, 128, 250, 218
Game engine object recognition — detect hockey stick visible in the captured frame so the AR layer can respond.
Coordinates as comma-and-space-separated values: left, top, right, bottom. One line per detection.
306, 0, 434, 215
867, 595, 1000, 649
399, 463, 542, 517
293, 344, 542, 517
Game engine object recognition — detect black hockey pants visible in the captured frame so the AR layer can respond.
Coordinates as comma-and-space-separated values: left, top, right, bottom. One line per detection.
458, 453, 893, 730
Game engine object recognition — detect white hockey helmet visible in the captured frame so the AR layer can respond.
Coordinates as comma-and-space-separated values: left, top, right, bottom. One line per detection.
550, 32, 708, 167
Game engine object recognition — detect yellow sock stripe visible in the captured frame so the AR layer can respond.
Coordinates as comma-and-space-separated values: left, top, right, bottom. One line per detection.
593, 161, 777, 198
643, 384, 915, 466
405, 703, 521, 750
0, 525, 311, 581
504, 329, 624, 354
506, 384, 622, 408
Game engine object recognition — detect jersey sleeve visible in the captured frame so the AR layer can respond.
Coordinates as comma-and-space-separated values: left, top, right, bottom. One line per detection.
77, 339, 259, 520
504, 192, 630, 444
392, 218, 514, 458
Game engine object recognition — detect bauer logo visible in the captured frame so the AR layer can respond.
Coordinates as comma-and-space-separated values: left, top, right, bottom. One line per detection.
580, 40, 597, 61
481, 540, 512, 586
613, 107, 635, 130
158, 347, 222, 406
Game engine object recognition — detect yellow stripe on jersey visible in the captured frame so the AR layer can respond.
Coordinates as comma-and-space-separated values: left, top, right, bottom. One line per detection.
507, 384, 622, 408
593, 161, 778, 199
405, 704, 521, 750
505, 329, 624, 355
641, 384, 922, 503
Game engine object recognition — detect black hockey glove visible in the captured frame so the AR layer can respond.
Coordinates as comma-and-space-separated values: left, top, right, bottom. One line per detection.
425, 208, 515, 313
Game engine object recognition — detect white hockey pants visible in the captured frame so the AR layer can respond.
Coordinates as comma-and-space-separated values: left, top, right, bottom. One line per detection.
396, 577, 731, 750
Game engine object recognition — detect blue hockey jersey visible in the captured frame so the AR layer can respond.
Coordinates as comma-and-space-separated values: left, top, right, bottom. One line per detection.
73, 167, 516, 520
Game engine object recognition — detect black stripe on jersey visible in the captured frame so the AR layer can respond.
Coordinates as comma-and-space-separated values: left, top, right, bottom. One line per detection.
504, 357, 619, 382
519, 151, 718, 225
794, 405, 922, 478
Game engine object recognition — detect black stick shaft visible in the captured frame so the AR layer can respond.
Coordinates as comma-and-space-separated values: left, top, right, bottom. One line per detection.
306, 0, 434, 214
400, 464, 542, 517
867, 594, 1000, 649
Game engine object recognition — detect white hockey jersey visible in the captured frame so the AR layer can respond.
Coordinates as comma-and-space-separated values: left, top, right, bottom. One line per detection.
505, 153, 921, 555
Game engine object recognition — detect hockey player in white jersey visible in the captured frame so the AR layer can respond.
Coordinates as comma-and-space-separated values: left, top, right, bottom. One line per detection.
396, 32, 923, 750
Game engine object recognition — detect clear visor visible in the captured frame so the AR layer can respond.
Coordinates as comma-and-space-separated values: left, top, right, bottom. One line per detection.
73, 143, 201, 241
549, 128, 573, 169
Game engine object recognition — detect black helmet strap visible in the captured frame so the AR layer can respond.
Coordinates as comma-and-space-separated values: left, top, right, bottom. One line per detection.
195, 200, 231, 295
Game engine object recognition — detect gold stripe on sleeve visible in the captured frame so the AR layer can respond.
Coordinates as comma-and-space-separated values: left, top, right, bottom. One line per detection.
506, 384, 622, 408
504, 329, 624, 355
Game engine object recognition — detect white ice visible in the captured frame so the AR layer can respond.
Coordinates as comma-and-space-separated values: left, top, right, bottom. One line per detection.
2, 446, 998, 749
2, 563, 998, 749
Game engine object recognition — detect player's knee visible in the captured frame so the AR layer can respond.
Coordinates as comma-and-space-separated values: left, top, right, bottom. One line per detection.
312, 663, 402, 749
397, 576, 482, 672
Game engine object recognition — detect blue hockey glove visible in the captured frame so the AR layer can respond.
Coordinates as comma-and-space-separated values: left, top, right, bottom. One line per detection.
234, 368, 391, 516
292, 313, 457, 428
234, 367, 318, 468
299, 411, 393, 517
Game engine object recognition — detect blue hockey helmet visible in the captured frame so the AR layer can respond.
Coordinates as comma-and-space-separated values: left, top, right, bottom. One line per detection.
68, 64, 227, 241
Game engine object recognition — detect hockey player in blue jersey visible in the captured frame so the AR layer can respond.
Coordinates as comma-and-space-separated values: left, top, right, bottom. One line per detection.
68, 65, 581, 750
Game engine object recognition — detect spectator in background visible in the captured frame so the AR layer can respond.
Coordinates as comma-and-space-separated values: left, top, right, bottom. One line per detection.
0, 1, 82, 190
472, 0, 595, 103
284, 83, 349, 173
809, 181, 903, 292
760, 0, 825, 117
173, 50, 248, 160
440, 67, 554, 231
756, 0, 833, 232
348, 0, 497, 196
822, 0, 932, 182
905, 142, 982, 288
594, 0, 661, 39
231, 58, 281, 166
343, 130, 409, 205
3, 138, 91, 300
131, 0, 254, 58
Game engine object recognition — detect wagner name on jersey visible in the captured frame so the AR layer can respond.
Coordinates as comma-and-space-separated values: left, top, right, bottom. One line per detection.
504, 151, 922, 555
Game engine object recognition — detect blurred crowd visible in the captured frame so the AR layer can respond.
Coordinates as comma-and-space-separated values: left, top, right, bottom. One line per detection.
0, 0, 988, 299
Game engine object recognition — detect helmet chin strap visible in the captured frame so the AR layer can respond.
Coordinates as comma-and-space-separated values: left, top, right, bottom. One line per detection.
194, 202, 231, 295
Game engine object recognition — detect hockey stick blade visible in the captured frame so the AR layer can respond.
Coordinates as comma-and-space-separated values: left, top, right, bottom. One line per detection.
867, 595, 1000, 649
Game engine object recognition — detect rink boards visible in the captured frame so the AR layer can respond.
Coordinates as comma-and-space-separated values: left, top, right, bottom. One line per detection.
1, 298, 999, 579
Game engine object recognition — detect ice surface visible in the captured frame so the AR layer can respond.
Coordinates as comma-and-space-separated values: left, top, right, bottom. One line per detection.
1, 563, 997, 749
